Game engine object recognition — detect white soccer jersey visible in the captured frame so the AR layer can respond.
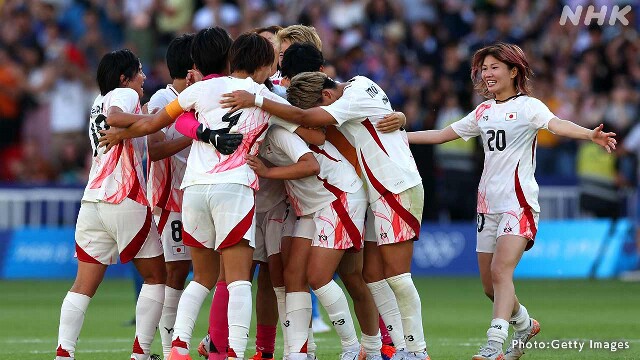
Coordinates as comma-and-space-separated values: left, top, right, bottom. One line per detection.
83, 88, 147, 205
450, 95, 556, 214
320, 76, 422, 202
147, 85, 190, 212
260, 126, 362, 216
177, 76, 298, 190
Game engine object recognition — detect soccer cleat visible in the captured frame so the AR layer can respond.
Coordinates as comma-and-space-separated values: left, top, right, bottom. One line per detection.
390, 349, 408, 360
307, 354, 317, 360
504, 319, 540, 360
381, 344, 396, 360
311, 316, 331, 334
404, 350, 430, 360
250, 351, 274, 360
150, 355, 163, 360
167, 346, 193, 360
472, 344, 504, 360
340, 350, 360, 360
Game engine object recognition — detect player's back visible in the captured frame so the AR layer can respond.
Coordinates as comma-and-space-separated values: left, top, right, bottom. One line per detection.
84, 88, 147, 205
179, 76, 277, 190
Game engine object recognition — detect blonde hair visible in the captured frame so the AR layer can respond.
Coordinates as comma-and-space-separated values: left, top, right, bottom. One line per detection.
287, 72, 332, 109
276, 25, 322, 51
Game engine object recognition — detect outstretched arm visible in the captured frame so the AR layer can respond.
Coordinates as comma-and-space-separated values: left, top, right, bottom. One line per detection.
548, 118, 617, 153
221, 90, 337, 128
245, 153, 320, 180
407, 126, 460, 145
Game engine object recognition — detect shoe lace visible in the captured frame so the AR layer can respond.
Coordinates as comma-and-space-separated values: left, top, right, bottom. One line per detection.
477, 344, 499, 357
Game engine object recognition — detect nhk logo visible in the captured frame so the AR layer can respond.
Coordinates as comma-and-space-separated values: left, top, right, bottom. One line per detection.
559, 5, 632, 26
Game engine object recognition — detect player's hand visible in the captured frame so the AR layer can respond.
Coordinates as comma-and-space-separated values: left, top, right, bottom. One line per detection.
376, 111, 406, 133
186, 69, 203, 86
99, 127, 125, 152
245, 154, 268, 177
220, 90, 255, 113
196, 123, 243, 155
590, 124, 617, 153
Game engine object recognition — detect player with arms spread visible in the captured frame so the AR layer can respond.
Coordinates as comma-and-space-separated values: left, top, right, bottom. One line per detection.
221, 72, 429, 360
406, 43, 616, 360
55, 49, 166, 360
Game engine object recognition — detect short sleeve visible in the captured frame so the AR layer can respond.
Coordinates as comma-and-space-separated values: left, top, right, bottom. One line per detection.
269, 126, 311, 163
177, 82, 202, 112
527, 98, 556, 130
450, 110, 481, 141
263, 87, 299, 133
148, 89, 173, 113
320, 86, 359, 126
109, 88, 139, 113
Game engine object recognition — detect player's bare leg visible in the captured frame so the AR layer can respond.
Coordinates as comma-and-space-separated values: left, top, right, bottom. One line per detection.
283, 237, 312, 360
308, 247, 361, 360
220, 239, 254, 359
170, 248, 220, 358
55, 261, 108, 359
363, 241, 406, 358
475, 237, 539, 360
339, 251, 382, 359
252, 263, 278, 359
379, 241, 429, 359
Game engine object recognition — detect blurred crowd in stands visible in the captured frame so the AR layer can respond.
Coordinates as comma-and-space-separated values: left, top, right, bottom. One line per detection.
0, 0, 639, 220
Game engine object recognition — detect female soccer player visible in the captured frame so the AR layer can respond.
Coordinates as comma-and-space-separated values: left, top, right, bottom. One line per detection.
221, 72, 429, 360
55, 49, 166, 360
407, 43, 616, 360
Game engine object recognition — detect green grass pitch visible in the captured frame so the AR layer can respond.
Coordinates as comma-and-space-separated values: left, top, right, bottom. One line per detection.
2, 277, 639, 359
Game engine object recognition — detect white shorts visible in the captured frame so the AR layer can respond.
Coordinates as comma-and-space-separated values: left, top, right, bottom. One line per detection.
182, 183, 256, 251
154, 210, 192, 262
476, 208, 539, 253
293, 215, 315, 240
253, 200, 288, 262
75, 198, 162, 265
365, 184, 424, 245
282, 202, 297, 238
310, 188, 367, 250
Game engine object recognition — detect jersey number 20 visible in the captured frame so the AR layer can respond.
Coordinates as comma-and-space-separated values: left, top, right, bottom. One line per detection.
486, 130, 506, 151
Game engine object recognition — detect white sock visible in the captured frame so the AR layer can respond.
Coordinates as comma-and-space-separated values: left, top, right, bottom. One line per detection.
386, 273, 426, 352
57, 292, 91, 358
159, 286, 183, 357
173, 281, 210, 347
367, 280, 406, 349
362, 331, 382, 357
487, 318, 509, 346
510, 304, 530, 332
307, 327, 316, 358
285, 292, 312, 355
132, 284, 165, 357
313, 280, 359, 350
274, 286, 289, 356
227, 280, 252, 359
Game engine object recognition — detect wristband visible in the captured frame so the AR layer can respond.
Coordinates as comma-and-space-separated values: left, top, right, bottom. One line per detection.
255, 94, 264, 108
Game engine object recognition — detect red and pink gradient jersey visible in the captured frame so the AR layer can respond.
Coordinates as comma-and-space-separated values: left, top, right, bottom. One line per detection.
176, 76, 298, 191
451, 95, 556, 214
83, 88, 147, 205
146, 85, 189, 213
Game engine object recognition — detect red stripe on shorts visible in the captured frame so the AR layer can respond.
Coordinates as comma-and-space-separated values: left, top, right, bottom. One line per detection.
120, 207, 153, 263
157, 208, 171, 235
75, 242, 101, 264
183, 230, 205, 248
522, 207, 537, 251
360, 151, 420, 240
219, 202, 256, 250
318, 176, 363, 250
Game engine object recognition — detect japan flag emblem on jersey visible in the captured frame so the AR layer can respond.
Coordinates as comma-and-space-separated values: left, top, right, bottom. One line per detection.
506, 112, 517, 121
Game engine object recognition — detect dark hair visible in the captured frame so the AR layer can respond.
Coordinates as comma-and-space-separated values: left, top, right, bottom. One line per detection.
166, 33, 195, 79
229, 32, 275, 74
280, 42, 324, 79
96, 49, 140, 95
471, 42, 533, 98
191, 27, 232, 76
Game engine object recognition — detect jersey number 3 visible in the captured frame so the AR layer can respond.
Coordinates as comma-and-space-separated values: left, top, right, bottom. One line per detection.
486, 130, 506, 151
